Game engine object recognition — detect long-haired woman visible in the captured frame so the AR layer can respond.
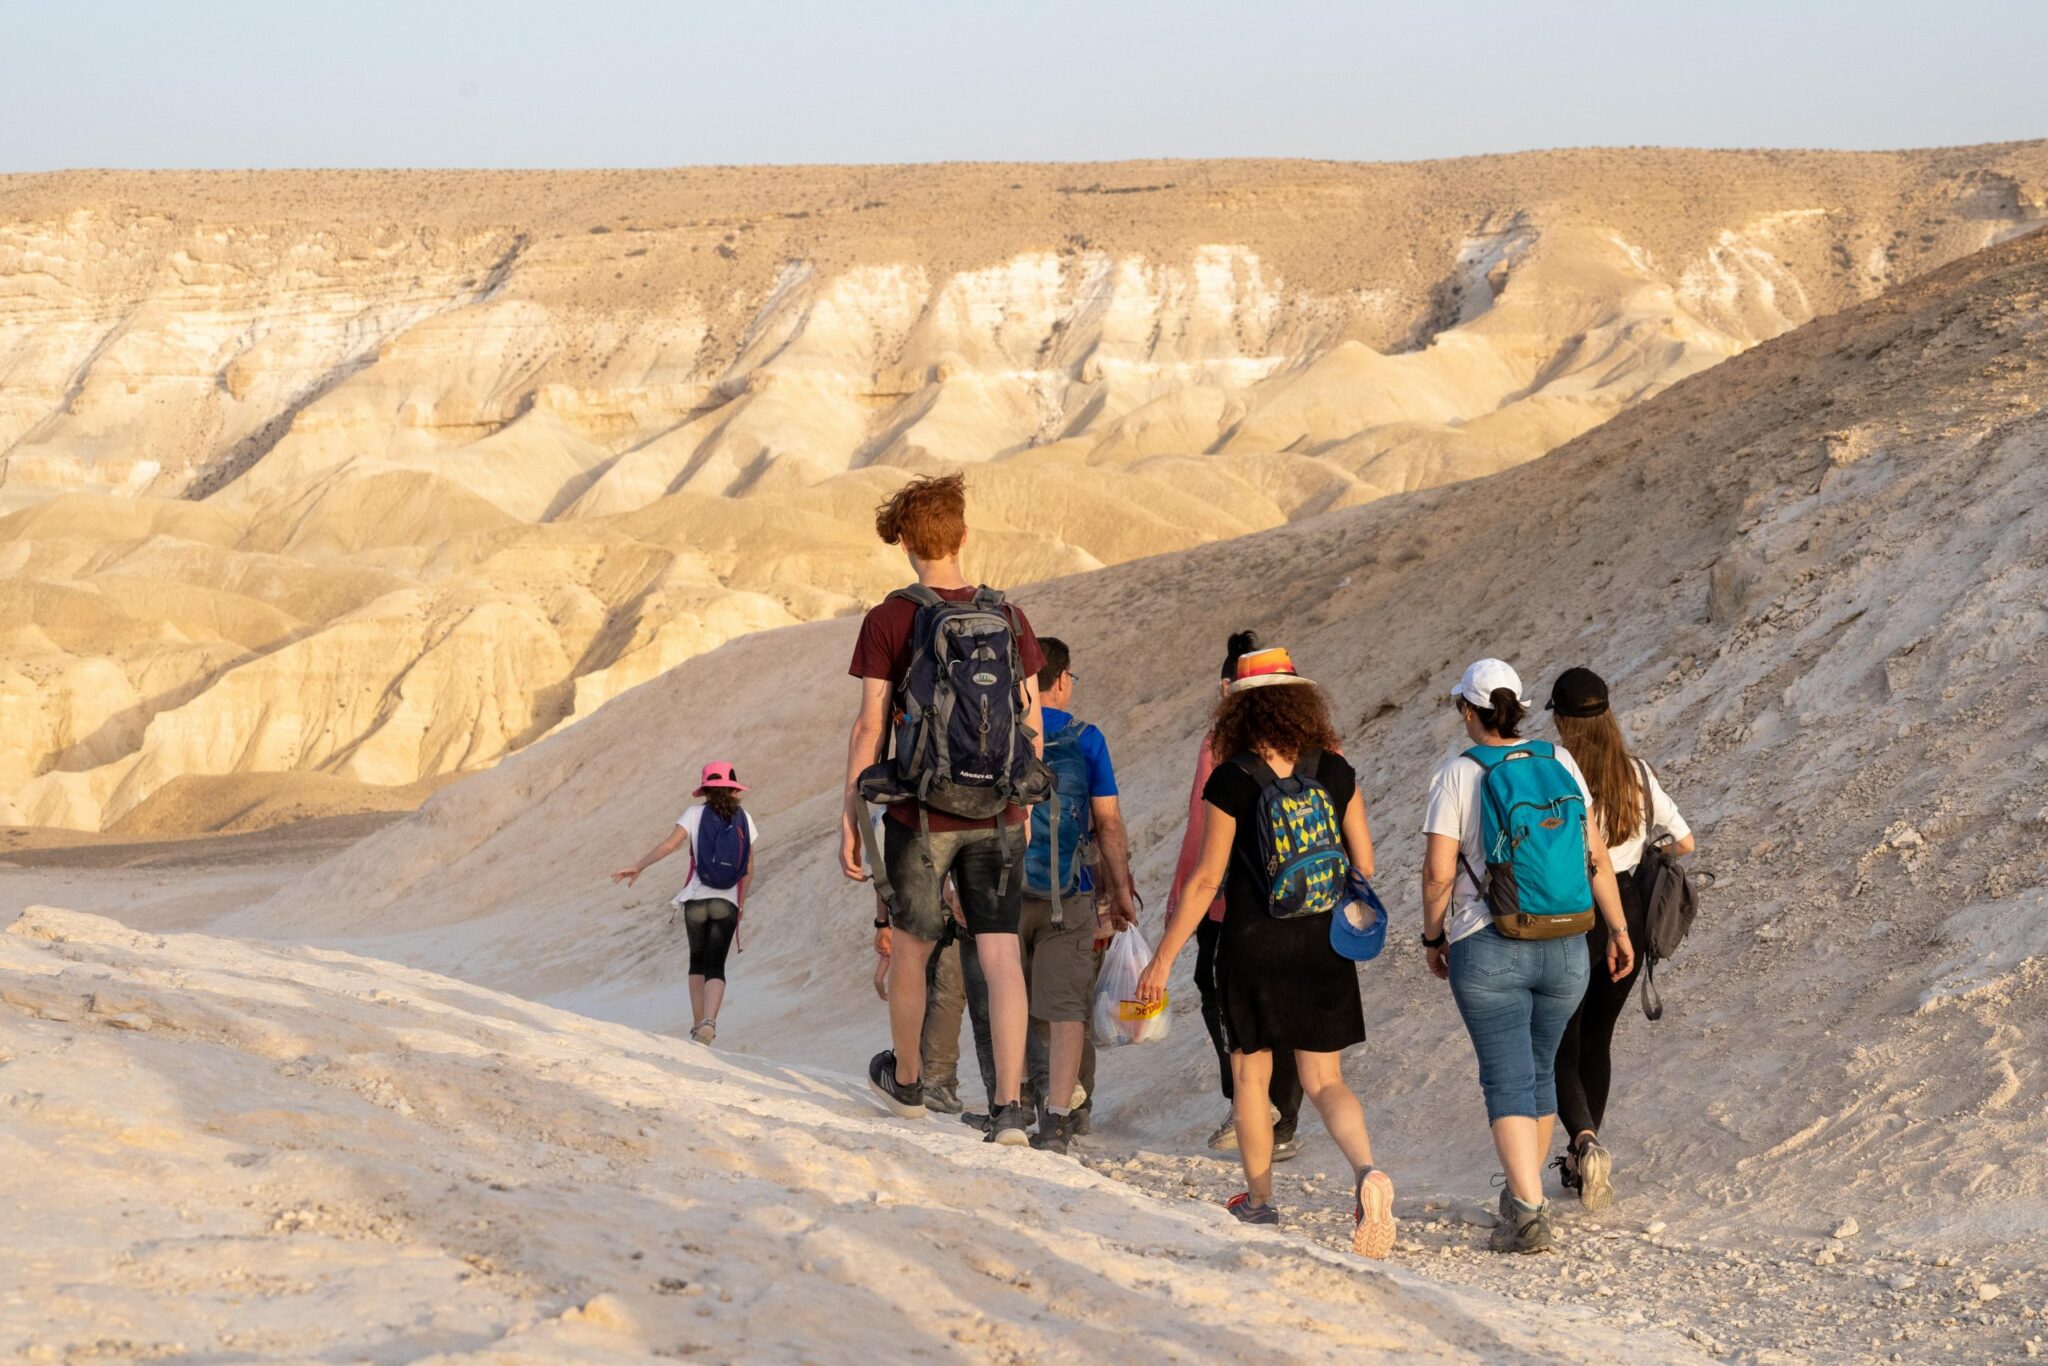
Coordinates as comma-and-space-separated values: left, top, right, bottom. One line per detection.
1420, 659, 1632, 1254
1545, 667, 1694, 1209
1138, 647, 1395, 1259
612, 761, 759, 1044
1165, 629, 1305, 1158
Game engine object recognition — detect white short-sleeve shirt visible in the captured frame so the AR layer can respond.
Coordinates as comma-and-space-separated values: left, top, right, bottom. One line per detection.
1423, 743, 1595, 945
1601, 763, 1691, 876
669, 805, 760, 906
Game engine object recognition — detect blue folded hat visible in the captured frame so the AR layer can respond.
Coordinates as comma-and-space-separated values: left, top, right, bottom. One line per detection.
1330, 872, 1387, 962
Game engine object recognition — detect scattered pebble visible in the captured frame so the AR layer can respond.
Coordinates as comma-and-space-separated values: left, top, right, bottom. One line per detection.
1645, 1220, 1667, 1236
1833, 1217, 1859, 1239
1977, 1283, 2003, 1303
105, 1012, 154, 1031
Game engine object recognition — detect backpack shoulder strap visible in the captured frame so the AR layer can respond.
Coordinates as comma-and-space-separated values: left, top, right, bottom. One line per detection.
1293, 748, 1325, 787
1460, 746, 1499, 773
1228, 750, 1280, 791
891, 583, 945, 610
1634, 758, 1653, 844
971, 585, 1005, 609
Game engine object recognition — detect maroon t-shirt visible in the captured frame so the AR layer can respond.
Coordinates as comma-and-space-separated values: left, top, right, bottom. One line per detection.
850, 585, 1044, 830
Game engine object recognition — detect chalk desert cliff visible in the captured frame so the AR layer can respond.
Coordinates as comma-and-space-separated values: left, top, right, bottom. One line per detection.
4, 148, 2046, 830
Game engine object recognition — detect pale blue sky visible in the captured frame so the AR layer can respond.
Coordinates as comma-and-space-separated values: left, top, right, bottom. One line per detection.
3, 0, 2043, 170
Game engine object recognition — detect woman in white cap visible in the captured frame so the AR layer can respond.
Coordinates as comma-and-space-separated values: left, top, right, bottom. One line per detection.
613, 761, 759, 1044
1137, 647, 1397, 1259
1419, 660, 1632, 1254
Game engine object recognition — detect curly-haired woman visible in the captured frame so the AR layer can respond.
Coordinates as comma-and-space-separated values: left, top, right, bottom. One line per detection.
1137, 647, 1395, 1259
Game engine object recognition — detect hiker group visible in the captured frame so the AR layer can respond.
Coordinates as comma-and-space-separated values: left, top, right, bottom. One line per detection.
623, 470, 1697, 1260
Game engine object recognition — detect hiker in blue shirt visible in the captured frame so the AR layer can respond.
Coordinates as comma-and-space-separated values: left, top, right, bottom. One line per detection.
1021, 637, 1138, 1154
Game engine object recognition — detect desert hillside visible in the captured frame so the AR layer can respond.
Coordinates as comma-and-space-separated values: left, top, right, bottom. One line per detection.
216, 221, 2048, 1359
6, 147, 2047, 831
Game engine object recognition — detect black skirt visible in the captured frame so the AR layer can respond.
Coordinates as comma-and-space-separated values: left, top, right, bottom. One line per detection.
1217, 904, 1366, 1055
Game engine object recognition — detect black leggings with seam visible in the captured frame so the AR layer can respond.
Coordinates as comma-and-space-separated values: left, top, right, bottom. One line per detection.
1553, 871, 1649, 1140
683, 897, 738, 982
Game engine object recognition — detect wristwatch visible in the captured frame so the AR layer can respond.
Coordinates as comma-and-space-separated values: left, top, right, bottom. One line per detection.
1420, 929, 1447, 949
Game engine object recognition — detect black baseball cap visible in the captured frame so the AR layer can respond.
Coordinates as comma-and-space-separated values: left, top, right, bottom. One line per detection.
1546, 667, 1610, 719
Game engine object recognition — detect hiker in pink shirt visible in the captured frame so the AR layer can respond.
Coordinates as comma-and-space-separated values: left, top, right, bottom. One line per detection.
1166, 631, 1304, 1157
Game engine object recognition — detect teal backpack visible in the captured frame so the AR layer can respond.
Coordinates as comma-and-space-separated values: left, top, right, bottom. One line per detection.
1023, 717, 1094, 924
1459, 741, 1597, 939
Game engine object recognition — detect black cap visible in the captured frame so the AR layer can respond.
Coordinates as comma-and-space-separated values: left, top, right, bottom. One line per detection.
1547, 667, 1610, 718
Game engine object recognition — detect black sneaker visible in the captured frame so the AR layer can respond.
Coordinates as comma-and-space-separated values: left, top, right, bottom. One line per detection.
867, 1050, 926, 1120
1069, 1099, 1093, 1136
1030, 1111, 1074, 1155
960, 1110, 991, 1134
1271, 1122, 1301, 1163
985, 1102, 1031, 1146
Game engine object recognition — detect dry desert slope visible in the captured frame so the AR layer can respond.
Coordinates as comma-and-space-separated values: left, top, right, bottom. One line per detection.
4, 148, 2046, 831
223, 222, 2048, 1359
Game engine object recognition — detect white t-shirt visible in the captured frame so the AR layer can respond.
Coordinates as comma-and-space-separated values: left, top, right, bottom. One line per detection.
1423, 743, 1595, 945
669, 805, 760, 906
1602, 763, 1691, 876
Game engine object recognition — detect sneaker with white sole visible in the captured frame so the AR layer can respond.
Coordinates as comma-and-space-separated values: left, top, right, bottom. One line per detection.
867, 1050, 926, 1119
1206, 1113, 1239, 1151
1576, 1137, 1615, 1211
985, 1102, 1032, 1146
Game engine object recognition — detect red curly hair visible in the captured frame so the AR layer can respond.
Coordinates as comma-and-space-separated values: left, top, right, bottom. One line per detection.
875, 472, 968, 560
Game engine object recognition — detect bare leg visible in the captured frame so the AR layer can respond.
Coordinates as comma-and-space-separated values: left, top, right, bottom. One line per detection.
976, 932, 1027, 1106
887, 933, 938, 1084
1232, 1049, 1277, 1205
1047, 1020, 1085, 1114
1293, 1050, 1376, 1174
702, 978, 726, 1024
687, 974, 706, 1024
1491, 1115, 1548, 1204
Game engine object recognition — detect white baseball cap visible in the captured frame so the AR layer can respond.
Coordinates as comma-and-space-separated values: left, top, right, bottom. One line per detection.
1451, 658, 1528, 709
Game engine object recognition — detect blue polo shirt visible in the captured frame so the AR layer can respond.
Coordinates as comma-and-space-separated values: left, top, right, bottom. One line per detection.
1042, 706, 1117, 893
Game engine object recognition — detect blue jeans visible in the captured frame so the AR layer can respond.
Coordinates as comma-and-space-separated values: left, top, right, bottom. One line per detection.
1447, 925, 1591, 1123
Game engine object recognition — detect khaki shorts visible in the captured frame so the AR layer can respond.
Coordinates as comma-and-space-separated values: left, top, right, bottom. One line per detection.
1020, 895, 1102, 1025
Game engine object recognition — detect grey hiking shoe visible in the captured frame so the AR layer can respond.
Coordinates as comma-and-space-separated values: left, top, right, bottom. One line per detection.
923, 1082, 963, 1115
1271, 1122, 1301, 1163
1490, 1193, 1556, 1254
1069, 1099, 1093, 1136
1206, 1112, 1239, 1151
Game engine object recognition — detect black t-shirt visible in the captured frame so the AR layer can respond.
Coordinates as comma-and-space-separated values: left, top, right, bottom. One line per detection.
1202, 750, 1358, 921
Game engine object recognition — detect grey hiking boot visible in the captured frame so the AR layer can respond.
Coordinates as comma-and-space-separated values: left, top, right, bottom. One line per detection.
1490, 1193, 1556, 1254
923, 1082, 963, 1115
1206, 1112, 1239, 1151
1069, 1099, 1093, 1136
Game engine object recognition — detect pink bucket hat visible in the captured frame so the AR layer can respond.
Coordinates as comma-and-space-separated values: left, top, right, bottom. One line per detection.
693, 761, 747, 796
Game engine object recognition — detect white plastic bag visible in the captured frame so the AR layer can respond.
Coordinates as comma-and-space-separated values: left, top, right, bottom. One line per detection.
1093, 926, 1171, 1047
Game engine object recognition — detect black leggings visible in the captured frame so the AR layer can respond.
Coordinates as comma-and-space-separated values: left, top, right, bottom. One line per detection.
1554, 871, 1649, 1140
1193, 916, 1302, 1128
684, 898, 738, 982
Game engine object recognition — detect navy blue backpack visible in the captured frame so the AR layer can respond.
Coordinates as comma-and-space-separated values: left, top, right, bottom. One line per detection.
694, 807, 751, 891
